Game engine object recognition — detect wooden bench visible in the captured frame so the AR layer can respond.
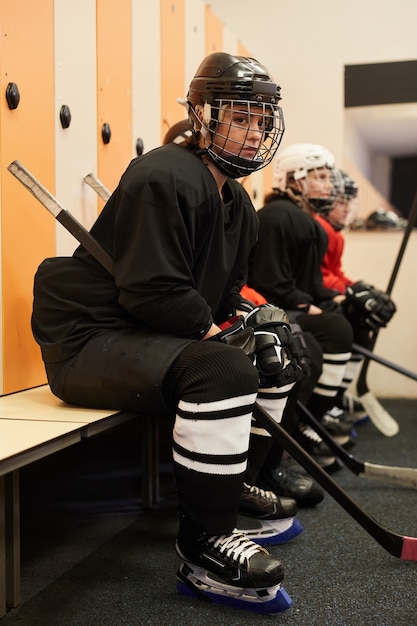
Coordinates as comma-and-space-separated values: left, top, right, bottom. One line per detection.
0, 385, 160, 617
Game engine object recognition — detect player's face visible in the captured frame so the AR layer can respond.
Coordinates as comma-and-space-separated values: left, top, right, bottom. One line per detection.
302, 167, 334, 199
329, 197, 357, 228
211, 103, 268, 160
329, 198, 350, 224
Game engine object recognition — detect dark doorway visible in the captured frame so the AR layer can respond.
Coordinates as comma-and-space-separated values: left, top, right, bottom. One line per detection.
390, 156, 417, 218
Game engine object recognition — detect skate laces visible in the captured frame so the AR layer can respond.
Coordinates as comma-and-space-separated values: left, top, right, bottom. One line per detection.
299, 423, 322, 443
208, 530, 267, 565
243, 482, 278, 503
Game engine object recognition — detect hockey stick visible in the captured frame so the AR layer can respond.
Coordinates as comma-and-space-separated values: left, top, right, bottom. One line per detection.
7, 161, 113, 275
354, 189, 417, 436
352, 343, 417, 382
253, 403, 417, 561
296, 400, 417, 489
83, 172, 111, 202
9, 160, 417, 561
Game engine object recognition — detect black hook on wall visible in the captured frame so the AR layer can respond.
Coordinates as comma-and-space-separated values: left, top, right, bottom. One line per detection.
136, 137, 144, 156
102, 123, 111, 144
6, 82, 20, 110
59, 104, 72, 129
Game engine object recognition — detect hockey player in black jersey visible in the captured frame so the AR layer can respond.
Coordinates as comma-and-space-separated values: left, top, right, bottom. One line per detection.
31, 53, 302, 613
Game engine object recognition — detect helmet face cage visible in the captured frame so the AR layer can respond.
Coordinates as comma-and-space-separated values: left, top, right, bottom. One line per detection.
330, 169, 358, 202
297, 167, 335, 211
316, 169, 359, 230
194, 99, 284, 178
273, 144, 335, 203
186, 53, 284, 178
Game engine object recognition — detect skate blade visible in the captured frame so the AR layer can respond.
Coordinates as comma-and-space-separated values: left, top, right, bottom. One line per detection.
177, 562, 293, 614
237, 517, 304, 546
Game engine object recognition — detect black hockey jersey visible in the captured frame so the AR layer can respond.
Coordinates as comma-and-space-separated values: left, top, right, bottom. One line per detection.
32, 143, 258, 364
248, 195, 339, 310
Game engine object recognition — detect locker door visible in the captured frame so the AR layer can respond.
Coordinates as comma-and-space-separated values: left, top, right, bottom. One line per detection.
205, 4, 222, 55
0, 1, 55, 393
97, 0, 133, 199
161, 0, 185, 142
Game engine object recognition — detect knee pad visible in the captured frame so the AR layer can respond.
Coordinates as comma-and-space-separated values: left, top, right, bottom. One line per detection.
297, 312, 353, 354
163, 341, 259, 404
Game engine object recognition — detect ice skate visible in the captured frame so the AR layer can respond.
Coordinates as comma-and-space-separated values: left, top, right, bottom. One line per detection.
238, 482, 303, 545
176, 515, 293, 614
258, 463, 324, 508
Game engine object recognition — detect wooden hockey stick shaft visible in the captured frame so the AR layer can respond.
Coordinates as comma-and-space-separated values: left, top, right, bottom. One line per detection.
9, 160, 417, 561
296, 400, 417, 489
356, 189, 417, 396
83, 172, 111, 202
253, 403, 417, 561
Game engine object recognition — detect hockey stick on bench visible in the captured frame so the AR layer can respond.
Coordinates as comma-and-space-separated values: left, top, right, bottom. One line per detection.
8, 159, 417, 562
296, 400, 417, 489
354, 189, 417, 437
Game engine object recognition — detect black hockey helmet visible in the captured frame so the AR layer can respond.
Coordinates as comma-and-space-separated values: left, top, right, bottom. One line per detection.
314, 168, 359, 216
163, 119, 192, 145
332, 169, 358, 201
365, 209, 406, 230
185, 52, 284, 178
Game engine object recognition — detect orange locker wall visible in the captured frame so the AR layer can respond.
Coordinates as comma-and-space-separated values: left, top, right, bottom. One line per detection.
160, 0, 185, 141
0, 1, 55, 393
205, 5, 223, 54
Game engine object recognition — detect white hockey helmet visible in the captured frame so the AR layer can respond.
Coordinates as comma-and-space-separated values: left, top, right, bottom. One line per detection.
273, 143, 335, 191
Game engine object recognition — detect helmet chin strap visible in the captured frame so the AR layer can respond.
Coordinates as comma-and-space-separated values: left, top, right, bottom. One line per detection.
205, 147, 265, 179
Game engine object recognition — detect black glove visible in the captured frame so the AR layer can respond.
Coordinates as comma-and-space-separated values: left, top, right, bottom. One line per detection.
343, 281, 396, 331
208, 317, 256, 357
243, 304, 302, 387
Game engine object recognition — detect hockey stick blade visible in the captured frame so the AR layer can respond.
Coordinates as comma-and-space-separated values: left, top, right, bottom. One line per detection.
254, 402, 417, 560
358, 391, 399, 437
352, 341, 416, 436
355, 189, 417, 428
83, 173, 111, 202
296, 400, 417, 489
8, 160, 113, 276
